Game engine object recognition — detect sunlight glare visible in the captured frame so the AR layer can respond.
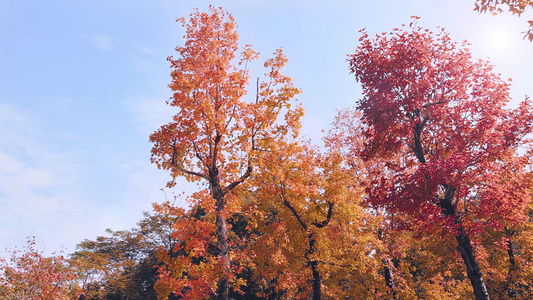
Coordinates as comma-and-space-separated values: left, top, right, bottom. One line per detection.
487, 27, 512, 53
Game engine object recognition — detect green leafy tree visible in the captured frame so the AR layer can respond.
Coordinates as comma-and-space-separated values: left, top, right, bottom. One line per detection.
71, 203, 178, 300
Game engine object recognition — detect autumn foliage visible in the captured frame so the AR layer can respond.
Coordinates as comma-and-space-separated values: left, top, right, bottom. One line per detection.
145, 8, 533, 300
2, 6, 533, 300
0, 236, 81, 300
149, 6, 302, 299
474, 0, 533, 41
344, 19, 533, 300
348, 20, 533, 234
70, 206, 178, 300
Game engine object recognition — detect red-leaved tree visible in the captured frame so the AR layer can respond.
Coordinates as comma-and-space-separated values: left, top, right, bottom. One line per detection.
345, 19, 533, 300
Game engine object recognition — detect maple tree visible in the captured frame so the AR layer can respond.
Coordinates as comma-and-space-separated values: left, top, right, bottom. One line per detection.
474, 0, 533, 41
154, 195, 276, 300
345, 19, 533, 300
375, 216, 475, 299
0, 236, 82, 300
251, 145, 338, 299
149, 6, 302, 299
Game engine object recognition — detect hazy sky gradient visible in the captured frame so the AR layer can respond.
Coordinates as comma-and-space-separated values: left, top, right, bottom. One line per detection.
1, 0, 532, 255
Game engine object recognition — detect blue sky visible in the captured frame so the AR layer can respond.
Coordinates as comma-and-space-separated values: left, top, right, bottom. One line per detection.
1, 0, 532, 255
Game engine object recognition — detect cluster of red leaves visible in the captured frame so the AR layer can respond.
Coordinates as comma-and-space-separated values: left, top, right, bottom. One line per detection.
0, 236, 81, 300
347, 20, 533, 235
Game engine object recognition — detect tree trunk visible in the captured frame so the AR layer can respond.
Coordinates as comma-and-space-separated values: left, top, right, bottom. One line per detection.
307, 233, 321, 300
437, 187, 490, 300
213, 183, 230, 300
505, 236, 517, 298
455, 226, 490, 300
412, 116, 490, 299
280, 184, 328, 300
506, 238, 516, 274
382, 258, 397, 299
310, 260, 321, 300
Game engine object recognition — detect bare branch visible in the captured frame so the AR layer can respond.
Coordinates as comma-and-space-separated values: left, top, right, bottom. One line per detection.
422, 101, 446, 109
172, 140, 208, 180
256, 77, 259, 103
212, 133, 222, 170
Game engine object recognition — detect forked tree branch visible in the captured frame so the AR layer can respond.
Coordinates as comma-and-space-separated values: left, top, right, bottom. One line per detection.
280, 182, 309, 231
222, 164, 252, 194
312, 202, 334, 228
172, 140, 208, 180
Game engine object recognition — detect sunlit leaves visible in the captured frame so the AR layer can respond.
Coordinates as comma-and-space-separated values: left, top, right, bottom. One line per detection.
342, 19, 533, 299
474, 0, 533, 41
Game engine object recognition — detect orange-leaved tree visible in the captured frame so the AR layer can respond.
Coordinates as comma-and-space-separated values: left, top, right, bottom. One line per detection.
346, 20, 533, 300
0, 236, 81, 300
149, 6, 302, 299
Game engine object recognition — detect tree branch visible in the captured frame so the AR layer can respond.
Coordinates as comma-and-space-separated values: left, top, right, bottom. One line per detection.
279, 182, 309, 231
422, 100, 446, 109
411, 120, 427, 164
212, 133, 222, 170
222, 164, 252, 194
312, 202, 334, 228
173, 165, 209, 180
191, 141, 205, 163
171, 141, 208, 180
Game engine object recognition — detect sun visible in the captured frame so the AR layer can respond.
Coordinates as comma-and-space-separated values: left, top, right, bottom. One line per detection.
488, 28, 512, 53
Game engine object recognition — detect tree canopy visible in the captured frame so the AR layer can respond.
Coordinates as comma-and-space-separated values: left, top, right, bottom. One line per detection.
2, 6, 533, 300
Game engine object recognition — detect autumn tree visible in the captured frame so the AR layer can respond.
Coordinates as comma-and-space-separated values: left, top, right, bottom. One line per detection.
0, 236, 81, 300
345, 20, 533, 300
149, 6, 302, 299
372, 212, 476, 299
252, 145, 338, 300
474, 0, 533, 40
